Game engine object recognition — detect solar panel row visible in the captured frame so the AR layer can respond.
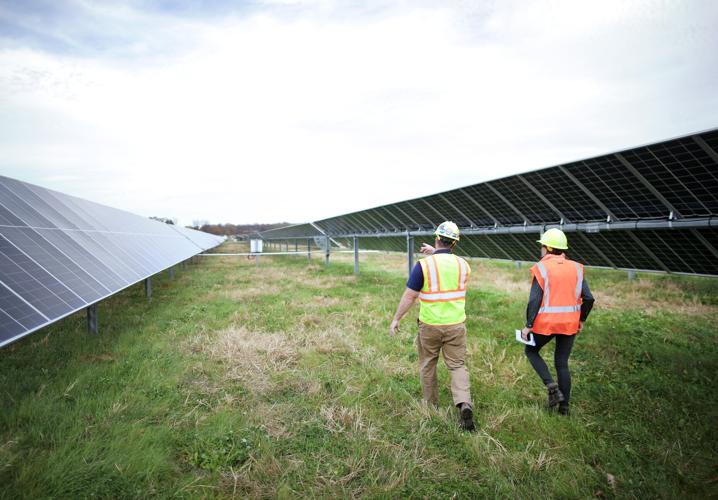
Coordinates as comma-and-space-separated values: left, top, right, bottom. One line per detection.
0, 175, 223, 347
260, 129, 718, 276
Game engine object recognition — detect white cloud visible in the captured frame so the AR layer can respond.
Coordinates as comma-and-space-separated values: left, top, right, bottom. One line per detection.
1, 1, 717, 225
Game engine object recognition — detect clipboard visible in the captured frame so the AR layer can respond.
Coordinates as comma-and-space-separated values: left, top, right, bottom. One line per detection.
515, 329, 536, 346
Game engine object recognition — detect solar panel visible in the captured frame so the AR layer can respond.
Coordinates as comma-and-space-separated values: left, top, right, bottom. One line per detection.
260, 128, 718, 277
0, 175, 223, 347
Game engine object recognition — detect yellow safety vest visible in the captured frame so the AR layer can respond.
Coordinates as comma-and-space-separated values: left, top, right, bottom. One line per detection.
418, 253, 471, 325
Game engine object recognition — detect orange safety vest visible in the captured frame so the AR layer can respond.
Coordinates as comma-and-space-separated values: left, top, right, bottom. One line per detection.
530, 254, 583, 335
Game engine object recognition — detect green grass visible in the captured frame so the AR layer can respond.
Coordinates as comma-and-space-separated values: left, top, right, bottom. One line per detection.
1, 242, 717, 498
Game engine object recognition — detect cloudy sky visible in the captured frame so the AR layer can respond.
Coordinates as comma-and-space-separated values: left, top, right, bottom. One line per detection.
1, 1, 716, 226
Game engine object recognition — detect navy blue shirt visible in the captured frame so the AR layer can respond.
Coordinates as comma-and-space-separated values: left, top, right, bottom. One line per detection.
406, 249, 453, 291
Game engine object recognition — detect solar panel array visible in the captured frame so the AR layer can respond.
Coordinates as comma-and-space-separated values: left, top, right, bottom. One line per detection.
0, 175, 223, 347
261, 129, 718, 276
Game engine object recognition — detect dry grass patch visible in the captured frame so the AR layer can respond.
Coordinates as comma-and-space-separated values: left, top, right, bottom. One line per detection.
594, 279, 717, 316
253, 402, 295, 439
220, 284, 284, 301
190, 327, 298, 394
320, 404, 370, 435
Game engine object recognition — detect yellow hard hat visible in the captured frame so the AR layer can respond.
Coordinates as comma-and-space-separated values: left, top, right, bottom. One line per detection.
435, 221, 460, 241
537, 228, 568, 250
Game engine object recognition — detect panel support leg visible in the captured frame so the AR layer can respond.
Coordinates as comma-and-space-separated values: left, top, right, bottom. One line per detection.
87, 304, 98, 334
145, 277, 152, 299
256, 255, 260, 268
325, 236, 331, 266
168, 266, 174, 280
407, 235, 414, 278
354, 236, 359, 275
628, 270, 637, 281
307, 238, 312, 264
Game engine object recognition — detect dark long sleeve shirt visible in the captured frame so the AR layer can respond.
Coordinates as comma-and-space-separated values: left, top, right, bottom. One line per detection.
525, 277, 595, 329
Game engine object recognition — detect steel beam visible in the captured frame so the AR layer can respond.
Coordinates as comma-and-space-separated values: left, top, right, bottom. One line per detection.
325, 235, 330, 266
144, 277, 152, 298
87, 304, 98, 334
354, 236, 359, 275
407, 234, 414, 278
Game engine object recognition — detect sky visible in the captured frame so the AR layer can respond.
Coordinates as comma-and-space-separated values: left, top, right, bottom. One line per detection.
1, 1, 717, 226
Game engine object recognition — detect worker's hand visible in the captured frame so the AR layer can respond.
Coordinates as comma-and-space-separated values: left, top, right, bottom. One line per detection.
389, 319, 400, 337
578, 321, 585, 333
420, 243, 435, 256
521, 327, 531, 341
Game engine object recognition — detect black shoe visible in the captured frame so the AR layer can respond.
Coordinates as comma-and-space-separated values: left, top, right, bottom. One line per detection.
547, 383, 565, 408
558, 404, 570, 416
459, 403, 476, 432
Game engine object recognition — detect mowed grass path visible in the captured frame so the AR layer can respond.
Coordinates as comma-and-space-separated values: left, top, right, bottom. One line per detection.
1, 241, 717, 498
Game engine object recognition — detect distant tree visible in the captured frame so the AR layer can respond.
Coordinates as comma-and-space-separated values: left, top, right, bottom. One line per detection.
192, 222, 292, 236
149, 216, 176, 225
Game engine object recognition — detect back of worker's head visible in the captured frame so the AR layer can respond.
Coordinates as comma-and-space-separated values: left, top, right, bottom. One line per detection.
436, 236, 457, 249
542, 245, 564, 256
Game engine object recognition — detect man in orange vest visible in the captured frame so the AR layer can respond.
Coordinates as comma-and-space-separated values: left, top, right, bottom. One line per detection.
389, 222, 476, 431
521, 228, 595, 416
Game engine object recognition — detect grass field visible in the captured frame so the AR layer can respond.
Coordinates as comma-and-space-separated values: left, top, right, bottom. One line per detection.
1, 241, 717, 498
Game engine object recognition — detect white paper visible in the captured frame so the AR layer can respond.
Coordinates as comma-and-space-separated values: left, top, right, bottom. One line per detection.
515, 329, 536, 346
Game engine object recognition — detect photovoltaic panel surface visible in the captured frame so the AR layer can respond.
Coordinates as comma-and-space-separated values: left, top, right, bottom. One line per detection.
0, 176, 223, 347
260, 128, 718, 276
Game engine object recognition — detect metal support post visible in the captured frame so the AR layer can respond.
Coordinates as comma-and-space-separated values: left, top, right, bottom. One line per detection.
628, 270, 636, 281
168, 266, 174, 280
307, 238, 312, 263
325, 236, 331, 266
407, 234, 414, 277
256, 255, 260, 268
354, 236, 359, 275
515, 261, 522, 269
145, 277, 152, 299
295, 240, 298, 253
87, 304, 97, 334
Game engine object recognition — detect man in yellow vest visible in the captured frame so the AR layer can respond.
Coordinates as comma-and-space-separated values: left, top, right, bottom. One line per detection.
520, 228, 595, 416
389, 221, 475, 431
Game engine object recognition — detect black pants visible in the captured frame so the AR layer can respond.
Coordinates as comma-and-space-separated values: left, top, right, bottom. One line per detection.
524, 334, 576, 404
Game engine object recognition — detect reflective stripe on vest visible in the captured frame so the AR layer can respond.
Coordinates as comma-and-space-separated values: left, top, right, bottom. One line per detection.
418, 290, 467, 302
536, 260, 583, 314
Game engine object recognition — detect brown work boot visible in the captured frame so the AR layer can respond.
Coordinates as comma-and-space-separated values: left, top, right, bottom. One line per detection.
546, 382, 565, 408
459, 403, 475, 432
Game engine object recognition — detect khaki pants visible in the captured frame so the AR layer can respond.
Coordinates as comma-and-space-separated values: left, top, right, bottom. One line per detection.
416, 321, 471, 407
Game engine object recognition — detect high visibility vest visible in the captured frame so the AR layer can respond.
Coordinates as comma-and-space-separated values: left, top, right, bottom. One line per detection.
530, 254, 583, 335
418, 253, 471, 325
